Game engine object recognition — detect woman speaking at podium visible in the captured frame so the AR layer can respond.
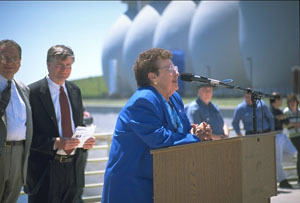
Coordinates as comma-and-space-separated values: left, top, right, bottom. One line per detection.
102, 48, 212, 203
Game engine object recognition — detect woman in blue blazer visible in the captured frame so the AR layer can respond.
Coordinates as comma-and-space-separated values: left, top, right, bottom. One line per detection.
102, 48, 212, 203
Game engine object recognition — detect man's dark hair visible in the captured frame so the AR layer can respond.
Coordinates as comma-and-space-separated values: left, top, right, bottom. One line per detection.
269, 92, 281, 104
0, 39, 22, 57
47, 45, 74, 63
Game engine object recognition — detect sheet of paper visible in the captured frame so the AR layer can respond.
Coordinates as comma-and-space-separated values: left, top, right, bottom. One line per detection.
72, 125, 96, 148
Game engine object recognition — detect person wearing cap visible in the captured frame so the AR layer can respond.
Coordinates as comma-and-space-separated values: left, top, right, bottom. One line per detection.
0, 39, 32, 203
270, 92, 297, 188
25, 45, 96, 203
185, 83, 229, 140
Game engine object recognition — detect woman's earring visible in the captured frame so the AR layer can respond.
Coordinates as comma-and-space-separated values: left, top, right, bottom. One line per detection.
154, 81, 158, 85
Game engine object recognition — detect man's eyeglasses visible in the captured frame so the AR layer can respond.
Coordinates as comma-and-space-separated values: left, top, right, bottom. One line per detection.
0, 56, 20, 64
160, 65, 178, 75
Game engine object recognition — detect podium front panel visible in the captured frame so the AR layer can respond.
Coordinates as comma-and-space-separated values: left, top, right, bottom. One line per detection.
151, 133, 276, 203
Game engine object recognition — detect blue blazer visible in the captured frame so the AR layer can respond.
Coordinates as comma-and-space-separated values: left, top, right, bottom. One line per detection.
102, 86, 201, 203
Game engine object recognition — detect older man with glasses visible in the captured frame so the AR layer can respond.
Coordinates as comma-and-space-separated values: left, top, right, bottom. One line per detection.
0, 39, 33, 203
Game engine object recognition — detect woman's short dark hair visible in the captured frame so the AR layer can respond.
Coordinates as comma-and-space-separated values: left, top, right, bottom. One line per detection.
133, 48, 172, 87
269, 92, 281, 104
287, 94, 299, 109
47, 45, 74, 63
0, 39, 22, 58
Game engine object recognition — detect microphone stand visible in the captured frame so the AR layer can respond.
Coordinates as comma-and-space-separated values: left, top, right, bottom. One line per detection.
195, 80, 274, 134
246, 88, 262, 134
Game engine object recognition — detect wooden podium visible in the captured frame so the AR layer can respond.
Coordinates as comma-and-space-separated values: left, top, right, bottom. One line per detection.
151, 133, 277, 203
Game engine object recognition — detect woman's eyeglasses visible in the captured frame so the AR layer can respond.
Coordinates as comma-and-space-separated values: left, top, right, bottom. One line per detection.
160, 65, 178, 75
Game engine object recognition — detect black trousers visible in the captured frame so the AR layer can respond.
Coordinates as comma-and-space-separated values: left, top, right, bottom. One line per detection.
28, 158, 81, 203
291, 136, 300, 182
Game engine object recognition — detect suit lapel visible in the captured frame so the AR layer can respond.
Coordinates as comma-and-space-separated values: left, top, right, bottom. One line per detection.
150, 87, 175, 131
39, 78, 58, 129
14, 80, 33, 168
170, 94, 189, 132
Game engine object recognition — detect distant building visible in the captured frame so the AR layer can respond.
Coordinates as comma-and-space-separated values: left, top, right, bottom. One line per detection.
102, 0, 299, 97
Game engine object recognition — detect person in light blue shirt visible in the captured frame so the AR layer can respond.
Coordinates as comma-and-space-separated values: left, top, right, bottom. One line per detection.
102, 48, 212, 203
185, 84, 229, 140
232, 91, 274, 137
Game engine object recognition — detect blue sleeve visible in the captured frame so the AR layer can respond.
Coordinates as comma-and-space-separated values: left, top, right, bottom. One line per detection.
232, 107, 241, 135
127, 97, 200, 149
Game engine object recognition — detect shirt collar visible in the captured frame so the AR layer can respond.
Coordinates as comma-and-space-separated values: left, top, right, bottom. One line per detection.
0, 74, 11, 83
46, 75, 66, 91
0, 74, 14, 91
196, 96, 211, 107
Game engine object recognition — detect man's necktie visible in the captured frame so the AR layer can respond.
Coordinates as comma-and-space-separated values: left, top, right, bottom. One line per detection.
0, 80, 12, 117
59, 86, 73, 155
0, 80, 12, 139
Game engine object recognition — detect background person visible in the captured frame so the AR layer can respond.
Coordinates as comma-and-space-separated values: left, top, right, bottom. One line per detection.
25, 45, 96, 203
0, 39, 32, 203
270, 92, 297, 188
102, 48, 212, 203
284, 94, 300, 187
185, 84, 229, 140
232, 91, 274, 137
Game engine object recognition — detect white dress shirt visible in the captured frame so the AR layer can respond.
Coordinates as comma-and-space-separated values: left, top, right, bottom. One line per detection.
0, 75, 26, 141
47, 76, 76, 155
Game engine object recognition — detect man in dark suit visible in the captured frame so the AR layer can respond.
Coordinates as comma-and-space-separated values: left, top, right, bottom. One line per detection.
0, 39, 33, 203
25, 45, 96, 203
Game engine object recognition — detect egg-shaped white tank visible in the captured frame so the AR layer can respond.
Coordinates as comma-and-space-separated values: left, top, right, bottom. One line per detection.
239, 1, 299, 94
122, 4, 162, 91
153, 0, 197, 96
189, 1, 250, 96
102, 13, 135, 97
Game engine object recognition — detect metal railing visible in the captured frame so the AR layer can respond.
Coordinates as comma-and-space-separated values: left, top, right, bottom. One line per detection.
82, 132, 111, 202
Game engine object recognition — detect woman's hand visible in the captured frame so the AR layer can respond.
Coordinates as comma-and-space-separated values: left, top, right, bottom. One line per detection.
190, 123, 198, 134
195, 122, 212, 141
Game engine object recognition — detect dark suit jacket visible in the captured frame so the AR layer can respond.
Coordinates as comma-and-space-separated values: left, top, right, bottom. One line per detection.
0, 79, 33, 185
25, 77, 87, 195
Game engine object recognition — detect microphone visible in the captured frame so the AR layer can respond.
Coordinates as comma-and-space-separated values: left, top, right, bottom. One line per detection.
180, 73, 233, 85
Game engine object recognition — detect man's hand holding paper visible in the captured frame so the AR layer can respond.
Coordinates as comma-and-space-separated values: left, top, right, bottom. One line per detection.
83, 137, 96, 149
72, 125, 96, 148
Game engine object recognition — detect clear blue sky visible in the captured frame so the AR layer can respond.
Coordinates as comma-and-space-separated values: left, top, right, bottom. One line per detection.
0, 1, 127, 85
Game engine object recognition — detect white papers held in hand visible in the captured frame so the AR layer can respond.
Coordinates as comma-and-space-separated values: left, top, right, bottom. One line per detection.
72, 125, 96, 148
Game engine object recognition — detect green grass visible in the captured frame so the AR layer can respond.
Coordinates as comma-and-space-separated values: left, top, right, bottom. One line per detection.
184, 97, 245, 108
71, 76, 108, 98
83, 98, 129, 107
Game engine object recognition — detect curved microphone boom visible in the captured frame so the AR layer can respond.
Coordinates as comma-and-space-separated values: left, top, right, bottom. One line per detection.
180, 73, 233, 85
